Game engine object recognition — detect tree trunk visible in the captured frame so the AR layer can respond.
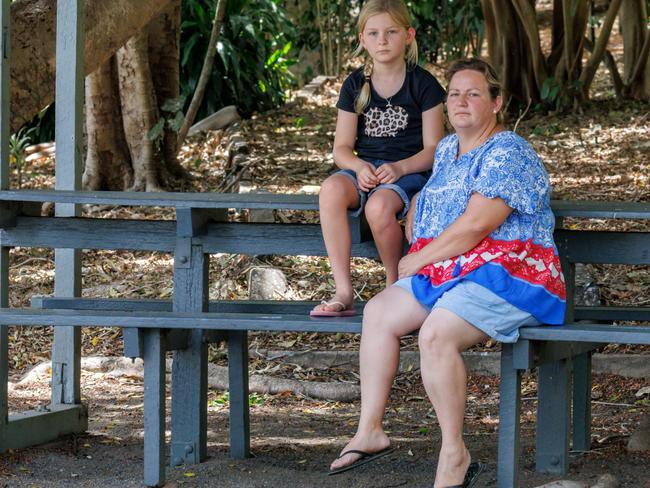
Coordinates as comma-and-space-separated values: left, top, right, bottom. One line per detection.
83, 58, 133, 191
10, 0, 174, 132
116, 32, 162, 192
620, 0, 650, 99
147, 0, 187, 179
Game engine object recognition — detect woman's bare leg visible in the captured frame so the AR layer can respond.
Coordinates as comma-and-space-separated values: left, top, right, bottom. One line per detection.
418, 308, 488, 487
364, 189, 405, 286
330, 286, 428, 470
314, 175, 360, 312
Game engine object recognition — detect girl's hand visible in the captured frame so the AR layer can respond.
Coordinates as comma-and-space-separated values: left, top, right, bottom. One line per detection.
357, 163, 379, 192
375, 162, 404, 184
398, 251, 425, 279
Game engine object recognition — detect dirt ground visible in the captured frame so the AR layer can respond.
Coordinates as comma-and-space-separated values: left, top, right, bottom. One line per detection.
1, 369, 648, 488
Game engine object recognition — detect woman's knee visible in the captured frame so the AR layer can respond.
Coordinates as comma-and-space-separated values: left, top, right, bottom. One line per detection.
418, 318, 461, 358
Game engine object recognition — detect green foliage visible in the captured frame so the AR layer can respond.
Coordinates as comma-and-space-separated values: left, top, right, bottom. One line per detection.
147, 95, 187, 143
9, 126, 37, 188
181, 0, 298, 118
539, 77, 583, 113
208, 391, 267, 407
407, 0, 484, 63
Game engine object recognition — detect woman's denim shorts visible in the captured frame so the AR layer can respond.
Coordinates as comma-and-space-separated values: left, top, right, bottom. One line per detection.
393, 277, 541, 343
336, 159, 430, 219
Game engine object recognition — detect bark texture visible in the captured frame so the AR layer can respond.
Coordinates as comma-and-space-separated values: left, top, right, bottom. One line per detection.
10, 0, 174, 132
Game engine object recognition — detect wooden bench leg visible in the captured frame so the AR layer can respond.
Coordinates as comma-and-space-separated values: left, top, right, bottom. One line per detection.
170, 329, 207, 465
536, 358, 570, 474
143, 328, 166, 487
228, 330, 250, 458
497, 344, 521, 488
572, 351, 592, 452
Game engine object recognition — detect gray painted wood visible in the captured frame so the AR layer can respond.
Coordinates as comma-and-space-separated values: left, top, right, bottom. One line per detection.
1, 217, 177, 252
574, 306, 650, 321
0, 404, 88, 451
0, 189, 321, 210
556, 230, 650, 265
497, 344, 521, 488
572, 352, 592, 452
228, 331, 250, 458
520, 324, 650, 344
0, 247, 7, 438
171, 241, 208, 466
143, 329, 166, 487
0, 0, 8, 190
551, 200, 650, 219
0, 0, 9, 444
0, 192, 648, 219
536, 359, 571, 474
52, 0, 84, 410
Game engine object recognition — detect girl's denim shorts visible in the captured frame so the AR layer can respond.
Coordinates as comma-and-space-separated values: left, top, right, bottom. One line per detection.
336, 159, 430, 219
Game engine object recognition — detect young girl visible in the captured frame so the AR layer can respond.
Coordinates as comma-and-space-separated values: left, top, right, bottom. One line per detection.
311, 0, 445, 317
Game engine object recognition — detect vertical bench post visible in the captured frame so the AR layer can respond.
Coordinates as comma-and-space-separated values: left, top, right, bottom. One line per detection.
52, 0, 84, 407
171, 209, 209, 465
143, 329, 166, 487
228, 330, 250, 458
0, 0, 10, 443
536, 358, 571, 473
497, 343, 521, 488
572, 351, 592, 451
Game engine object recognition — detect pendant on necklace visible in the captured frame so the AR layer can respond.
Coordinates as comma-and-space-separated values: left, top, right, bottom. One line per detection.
385, 97, 392, 107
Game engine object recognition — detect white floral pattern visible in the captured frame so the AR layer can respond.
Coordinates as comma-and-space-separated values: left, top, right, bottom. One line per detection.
412, 131, 557, 248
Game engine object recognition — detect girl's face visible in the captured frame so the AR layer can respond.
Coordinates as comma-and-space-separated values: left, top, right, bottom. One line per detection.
359, 13, 414, 65
446, 69, 502, 131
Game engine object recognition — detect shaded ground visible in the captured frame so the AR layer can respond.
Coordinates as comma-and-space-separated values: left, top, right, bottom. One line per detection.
1, 371, 648, 487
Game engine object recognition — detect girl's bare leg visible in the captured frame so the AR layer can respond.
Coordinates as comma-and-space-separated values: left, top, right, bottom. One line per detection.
330, 287, 428, 470
364, 189, 405, 286
418, 308, 488, 487
314, 175, 361, 312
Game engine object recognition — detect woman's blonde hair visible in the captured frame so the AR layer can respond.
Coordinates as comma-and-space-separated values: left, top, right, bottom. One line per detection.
354, 0, 418, 114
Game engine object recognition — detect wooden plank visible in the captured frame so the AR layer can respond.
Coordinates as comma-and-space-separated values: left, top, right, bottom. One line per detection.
0, 189, 321, 210
551, 200, 650, 220
555, 230, 650, 265
520, 324, 650, 344
228, 330, 250, 459
0, 248, 7, 438
53, 0, 84, 411
171, 238, 208, 465
0, 404, 88, 452
574, 306, 650, 322
0, 217, 176, 252
536, 359, 571, 474
143, 329, 166, 487
572, 352, 592, 452
199, 222, 379, 257
0, 0, 9, 190
0, 308, 364, 333
0, 192, 649, 220
497, 344, 521, 488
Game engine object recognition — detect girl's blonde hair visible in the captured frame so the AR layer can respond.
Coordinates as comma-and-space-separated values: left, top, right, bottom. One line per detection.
354, 0, 418, 114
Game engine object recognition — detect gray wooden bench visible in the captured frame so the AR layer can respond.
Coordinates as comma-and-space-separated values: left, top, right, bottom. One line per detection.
1, 190, 649, 488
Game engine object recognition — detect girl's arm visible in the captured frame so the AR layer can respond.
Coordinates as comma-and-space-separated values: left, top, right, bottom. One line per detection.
376, 104, 444, 183
332, 109, 378, 191
398, 193, 513, 278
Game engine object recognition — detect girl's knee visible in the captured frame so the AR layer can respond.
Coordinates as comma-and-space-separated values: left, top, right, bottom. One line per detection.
364, 194, 399, 226
320, 176, 356, 208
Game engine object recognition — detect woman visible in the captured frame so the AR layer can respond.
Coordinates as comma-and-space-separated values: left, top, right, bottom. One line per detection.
329, 58, 566, 488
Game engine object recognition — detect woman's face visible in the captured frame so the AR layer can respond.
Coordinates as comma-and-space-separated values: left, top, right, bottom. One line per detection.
446, 69, 502, 131
359, 13, 414, 65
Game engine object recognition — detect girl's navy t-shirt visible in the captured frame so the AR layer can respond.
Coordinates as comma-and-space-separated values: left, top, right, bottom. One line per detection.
336, 65, 446, 162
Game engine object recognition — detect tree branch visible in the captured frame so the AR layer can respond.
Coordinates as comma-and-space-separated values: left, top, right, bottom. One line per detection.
579, 0, 622, 97
176, 0, 227, 147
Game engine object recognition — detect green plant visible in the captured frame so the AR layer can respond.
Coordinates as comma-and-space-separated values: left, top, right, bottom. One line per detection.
9, 126, 37, 188
407, 0, 484, 63
180, 0, 298, 118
